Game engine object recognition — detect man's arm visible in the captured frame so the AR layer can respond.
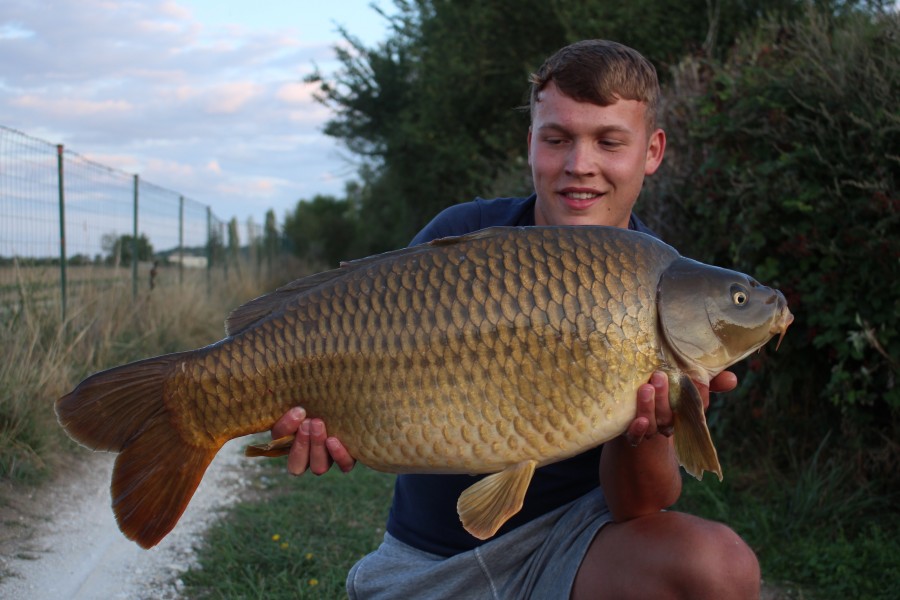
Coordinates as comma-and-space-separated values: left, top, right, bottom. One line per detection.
600, 371, 737, 521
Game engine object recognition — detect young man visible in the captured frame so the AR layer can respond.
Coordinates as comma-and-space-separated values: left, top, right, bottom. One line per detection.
273, 40, 761, 598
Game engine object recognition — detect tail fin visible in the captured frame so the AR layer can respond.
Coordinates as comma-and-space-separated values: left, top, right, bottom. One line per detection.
670, 374, 723, 481
57, 354, 221, 548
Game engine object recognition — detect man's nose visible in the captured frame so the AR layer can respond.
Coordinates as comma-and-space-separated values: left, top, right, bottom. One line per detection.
565, 141, 597, 177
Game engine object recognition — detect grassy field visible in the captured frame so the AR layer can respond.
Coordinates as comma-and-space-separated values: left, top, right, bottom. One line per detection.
0, 262, 162, 316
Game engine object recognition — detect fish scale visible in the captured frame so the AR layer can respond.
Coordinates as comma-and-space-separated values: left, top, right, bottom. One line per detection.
57, 225, 792, 548
179, 229, 649, 470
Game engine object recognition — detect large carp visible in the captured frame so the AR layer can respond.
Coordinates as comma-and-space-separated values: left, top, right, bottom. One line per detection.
57, 226, 792, 549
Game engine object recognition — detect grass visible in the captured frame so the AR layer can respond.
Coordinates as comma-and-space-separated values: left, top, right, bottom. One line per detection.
675, 433, 900, 600
0, 262, 266, 482
181, 459, 395, 599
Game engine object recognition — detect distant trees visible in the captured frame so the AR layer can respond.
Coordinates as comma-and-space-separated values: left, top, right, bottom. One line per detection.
101, 233, 153, 266
282, 193, 362, 268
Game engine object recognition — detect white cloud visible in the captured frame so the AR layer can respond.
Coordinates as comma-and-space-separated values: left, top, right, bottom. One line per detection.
202, 82, 265, 114
10, 95, 133, 116
275, 81, 316, 104
0, 0, 390, 230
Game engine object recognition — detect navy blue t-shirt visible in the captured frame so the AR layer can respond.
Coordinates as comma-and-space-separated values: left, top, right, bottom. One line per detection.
386, 195, 656, 557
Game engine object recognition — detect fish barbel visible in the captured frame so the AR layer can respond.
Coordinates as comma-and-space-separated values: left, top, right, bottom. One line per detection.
57, 226, 793, 548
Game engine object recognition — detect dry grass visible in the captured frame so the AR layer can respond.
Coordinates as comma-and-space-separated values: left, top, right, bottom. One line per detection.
0, 261, 275, 482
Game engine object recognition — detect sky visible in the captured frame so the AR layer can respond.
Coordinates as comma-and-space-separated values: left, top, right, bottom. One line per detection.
0, 0, 395, 228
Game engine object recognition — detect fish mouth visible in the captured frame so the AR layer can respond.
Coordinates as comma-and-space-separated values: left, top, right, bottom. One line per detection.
770, 297, 794, 351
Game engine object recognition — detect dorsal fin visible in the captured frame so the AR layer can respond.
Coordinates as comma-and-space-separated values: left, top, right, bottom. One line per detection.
334, 227, 507, 269
225, 268, 349, 336
427, 227, 508, 246
225, 227, 514, 337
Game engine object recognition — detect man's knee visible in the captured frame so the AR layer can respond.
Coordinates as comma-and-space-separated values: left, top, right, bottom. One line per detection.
575, 512, 760, 600
675, 516, 760, 599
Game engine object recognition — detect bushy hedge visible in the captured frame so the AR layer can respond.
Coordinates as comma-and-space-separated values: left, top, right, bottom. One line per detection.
644, 8, 899, 483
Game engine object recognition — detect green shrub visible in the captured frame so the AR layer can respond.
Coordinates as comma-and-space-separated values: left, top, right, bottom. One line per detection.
646, 7, 899, 487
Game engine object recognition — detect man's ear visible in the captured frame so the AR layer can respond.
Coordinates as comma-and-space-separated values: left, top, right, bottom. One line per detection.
644, 128, 666, 175
526, 126, 533, 166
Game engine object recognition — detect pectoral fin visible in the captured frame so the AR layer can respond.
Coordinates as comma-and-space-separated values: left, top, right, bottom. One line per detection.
457, 460, 537, 540
670, 374, 723, 481
245, 435, 294, 458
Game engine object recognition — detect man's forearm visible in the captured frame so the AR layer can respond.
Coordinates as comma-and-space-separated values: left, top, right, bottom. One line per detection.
599, 434, 682, 521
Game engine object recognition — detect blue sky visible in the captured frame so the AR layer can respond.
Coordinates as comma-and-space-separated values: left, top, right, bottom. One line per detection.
1, 0, 395, 228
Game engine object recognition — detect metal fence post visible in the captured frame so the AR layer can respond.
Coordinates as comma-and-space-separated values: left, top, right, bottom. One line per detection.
179, 195, 184, 286
57, 144, 67, 323
206, 205, 212, 295
132, 174, 139, 299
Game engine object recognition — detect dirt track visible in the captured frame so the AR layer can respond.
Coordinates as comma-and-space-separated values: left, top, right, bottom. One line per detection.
0, 439, 253, 600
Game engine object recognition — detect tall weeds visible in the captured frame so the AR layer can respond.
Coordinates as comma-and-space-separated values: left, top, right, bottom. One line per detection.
0, 263, 269, 482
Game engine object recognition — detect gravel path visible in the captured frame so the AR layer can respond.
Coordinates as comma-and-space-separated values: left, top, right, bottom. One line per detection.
0, 439, 254, 600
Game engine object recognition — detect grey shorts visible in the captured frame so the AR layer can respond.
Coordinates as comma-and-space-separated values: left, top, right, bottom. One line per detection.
346, 488, 611, 600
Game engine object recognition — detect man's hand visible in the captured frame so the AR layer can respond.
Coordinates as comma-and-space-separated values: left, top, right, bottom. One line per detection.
625, 371, 738, 447
601, 370, 738, 519
271, 407, 356, 476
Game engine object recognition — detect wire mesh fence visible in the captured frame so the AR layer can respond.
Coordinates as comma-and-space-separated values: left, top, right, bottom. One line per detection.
0, 124, 271, 320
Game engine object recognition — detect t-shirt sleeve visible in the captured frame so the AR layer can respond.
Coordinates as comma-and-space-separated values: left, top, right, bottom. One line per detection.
408, 202, 485, 246
409, 196, 536, 247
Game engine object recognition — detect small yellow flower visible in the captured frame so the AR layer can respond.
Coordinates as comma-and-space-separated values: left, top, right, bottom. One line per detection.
305, 553, 314, 561
308, 579, 319, 586
271, 534, 280, 542
280, 542, 289, 549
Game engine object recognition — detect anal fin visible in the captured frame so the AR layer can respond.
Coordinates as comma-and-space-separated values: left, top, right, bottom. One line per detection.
457, 460, 537, 540
245, 435, 294, 457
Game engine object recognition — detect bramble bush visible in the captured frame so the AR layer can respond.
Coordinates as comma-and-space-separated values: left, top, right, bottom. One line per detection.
644, 8, 899, 486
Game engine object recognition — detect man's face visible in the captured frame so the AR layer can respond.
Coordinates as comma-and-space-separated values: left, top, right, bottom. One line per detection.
527, 82, 665, 228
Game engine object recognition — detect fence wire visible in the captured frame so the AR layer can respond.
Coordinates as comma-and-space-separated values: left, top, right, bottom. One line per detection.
0, 124, 269, 318
0, 126, 60, 259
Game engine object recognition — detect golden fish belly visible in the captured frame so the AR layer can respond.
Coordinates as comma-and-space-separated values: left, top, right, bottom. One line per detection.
171, 227, 675, 474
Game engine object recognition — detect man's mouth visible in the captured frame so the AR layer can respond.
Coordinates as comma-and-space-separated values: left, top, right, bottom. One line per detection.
559, 189, 604, 208
566, 192, 600, 200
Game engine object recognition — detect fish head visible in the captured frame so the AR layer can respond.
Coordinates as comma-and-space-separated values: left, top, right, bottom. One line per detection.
657, 257, 794, 379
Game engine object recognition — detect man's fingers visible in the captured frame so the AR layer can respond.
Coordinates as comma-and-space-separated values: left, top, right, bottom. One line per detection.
327, 437, 357, 473
626, 384, 655, 445
287, 419, 311, 476
272, 406, 306, 439
651, 371, 670, 426
308, 419, 333, 475
709, 370, 738, 393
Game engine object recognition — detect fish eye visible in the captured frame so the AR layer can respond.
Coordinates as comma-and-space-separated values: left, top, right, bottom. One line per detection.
731, 285, 749, 306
